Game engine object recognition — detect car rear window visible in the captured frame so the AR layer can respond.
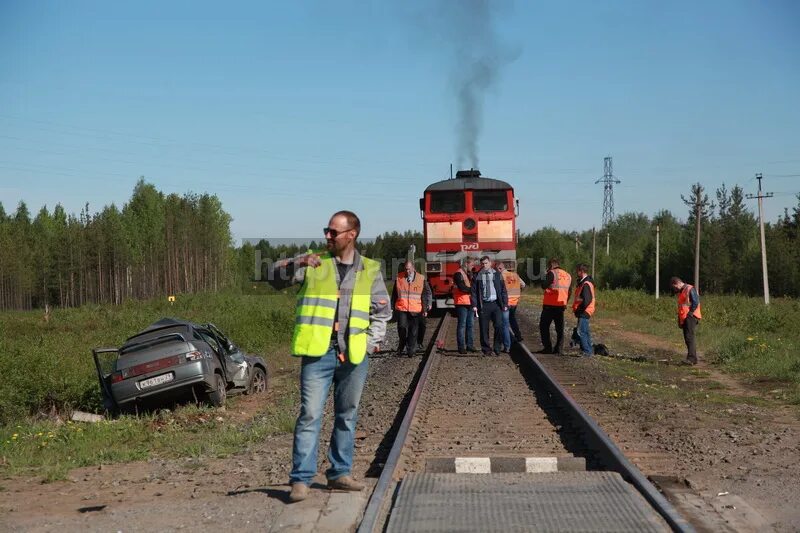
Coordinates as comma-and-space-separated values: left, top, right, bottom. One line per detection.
120, 333, 185, 355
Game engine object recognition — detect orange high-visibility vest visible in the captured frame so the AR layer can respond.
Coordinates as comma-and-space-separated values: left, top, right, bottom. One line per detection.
543, 268, 572, 307
677, 284, 702, 326
572, 278, 596, 317
452, 268, 472, 306
502, 270, 522, 306
395, 274, 425, 313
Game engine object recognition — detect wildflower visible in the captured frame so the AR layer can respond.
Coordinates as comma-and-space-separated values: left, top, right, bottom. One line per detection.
746, 337, 754, 341
12, 433, 18, 439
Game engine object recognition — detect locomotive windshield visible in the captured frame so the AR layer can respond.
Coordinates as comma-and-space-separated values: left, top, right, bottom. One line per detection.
473, 190, 508, 211
430, 191, 465, 213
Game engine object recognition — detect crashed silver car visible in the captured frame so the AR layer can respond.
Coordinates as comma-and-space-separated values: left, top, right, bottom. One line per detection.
92, 318, 268, 412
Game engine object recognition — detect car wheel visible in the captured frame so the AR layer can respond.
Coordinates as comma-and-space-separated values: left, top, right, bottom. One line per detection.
206, 373, 227, 407
248, 367, 267, 395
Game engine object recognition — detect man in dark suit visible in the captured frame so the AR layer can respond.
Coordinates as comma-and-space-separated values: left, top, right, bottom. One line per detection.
471, 256, 508, 356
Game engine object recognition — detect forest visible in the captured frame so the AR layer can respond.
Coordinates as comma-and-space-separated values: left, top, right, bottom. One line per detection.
1, 180, 798, 311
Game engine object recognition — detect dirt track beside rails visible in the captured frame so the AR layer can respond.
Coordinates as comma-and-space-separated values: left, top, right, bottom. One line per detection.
2, 311, 799, 532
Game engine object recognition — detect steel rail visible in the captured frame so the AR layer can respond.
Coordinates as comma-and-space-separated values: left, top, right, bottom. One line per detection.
357, 313, 451, 533
515, 341, 695, 533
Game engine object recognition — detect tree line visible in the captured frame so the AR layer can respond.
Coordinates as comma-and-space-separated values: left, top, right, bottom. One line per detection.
0, 179, 232, 311
1, 181, 797, 311
515, 184, 800, 297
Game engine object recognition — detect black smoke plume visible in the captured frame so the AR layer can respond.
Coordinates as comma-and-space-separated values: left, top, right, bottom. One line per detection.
442, 0, 519, 169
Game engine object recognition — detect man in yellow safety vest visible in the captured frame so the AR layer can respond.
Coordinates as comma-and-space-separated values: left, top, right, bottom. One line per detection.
271, 211, 391, 502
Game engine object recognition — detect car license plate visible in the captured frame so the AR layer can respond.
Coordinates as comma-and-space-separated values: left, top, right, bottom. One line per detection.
139, 373, 174, 389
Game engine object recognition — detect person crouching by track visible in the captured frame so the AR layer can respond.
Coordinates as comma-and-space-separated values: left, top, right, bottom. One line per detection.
471, 256, 508, 356
571, 264, 595, 357
453, 256, 477, 354
270, 210, 392, 503
670, 276, 702, 365
496, 261, 526, 352
392, 260, 432, 357
538, 258, 572, 355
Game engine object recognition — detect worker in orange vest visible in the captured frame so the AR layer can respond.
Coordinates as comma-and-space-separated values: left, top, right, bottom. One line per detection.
452, 256, 477, 354
392, 260, 432, 357
538, 258, 572, 354
496, 261, 526, 352
670, 276, 702, 365
571, 263, 595, 357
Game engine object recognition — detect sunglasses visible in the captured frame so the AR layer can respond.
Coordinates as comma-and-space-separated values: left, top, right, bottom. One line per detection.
323, 227, 353, 238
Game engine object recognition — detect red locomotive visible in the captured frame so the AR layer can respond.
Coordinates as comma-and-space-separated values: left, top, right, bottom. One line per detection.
419, 169, 518, 308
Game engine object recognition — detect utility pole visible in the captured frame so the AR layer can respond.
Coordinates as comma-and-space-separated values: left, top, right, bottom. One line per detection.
575, 233, 580, 251
746, 173, 773, 304
591, 227, 596, 278
655, 224, 660, 300
693, 198, 701, 289
606, 232, 610, 256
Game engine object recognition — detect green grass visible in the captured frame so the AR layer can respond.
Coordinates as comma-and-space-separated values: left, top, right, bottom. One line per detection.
0, 393, 298, 481
596, 290, 800, 403
0, 291, 303, 480
594, 356, 769, 407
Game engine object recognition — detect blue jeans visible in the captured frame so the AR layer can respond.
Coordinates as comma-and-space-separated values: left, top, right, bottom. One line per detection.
501, 309, 511, 349
290, 347, 369, 485
455, 305, 474, 350
577, 317, 593, 355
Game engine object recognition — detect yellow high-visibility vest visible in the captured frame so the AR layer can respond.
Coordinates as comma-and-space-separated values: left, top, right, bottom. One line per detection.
291, 253, 379, 364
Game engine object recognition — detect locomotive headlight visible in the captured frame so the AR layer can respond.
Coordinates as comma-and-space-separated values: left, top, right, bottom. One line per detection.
464, 218, 476, 230
426, 262, 442, 273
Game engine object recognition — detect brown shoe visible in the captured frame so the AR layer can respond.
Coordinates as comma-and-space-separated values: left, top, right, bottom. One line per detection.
327, 475, 365, 491
289, 482, 309, 502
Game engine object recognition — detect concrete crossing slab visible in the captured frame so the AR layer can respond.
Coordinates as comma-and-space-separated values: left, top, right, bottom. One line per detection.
386, 472, 670, 532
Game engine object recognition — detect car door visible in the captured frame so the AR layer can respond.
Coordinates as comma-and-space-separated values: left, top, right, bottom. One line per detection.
207, 324, 250, 388
92, 348, 119, 411
196, 329, 227, 376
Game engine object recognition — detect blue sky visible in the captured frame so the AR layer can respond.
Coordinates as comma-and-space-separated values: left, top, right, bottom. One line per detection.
1, 0, 798, 241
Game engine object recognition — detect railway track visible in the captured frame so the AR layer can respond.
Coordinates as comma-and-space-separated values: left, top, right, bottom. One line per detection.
359, 313, 694, 532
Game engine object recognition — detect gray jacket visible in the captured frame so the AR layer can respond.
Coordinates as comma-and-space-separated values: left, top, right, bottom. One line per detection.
271, 250, 391, 356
